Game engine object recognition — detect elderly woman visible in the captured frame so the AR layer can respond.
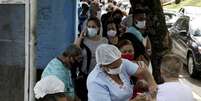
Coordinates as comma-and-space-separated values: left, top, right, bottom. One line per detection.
34, 75, 68, 101
87, 44, 157, 101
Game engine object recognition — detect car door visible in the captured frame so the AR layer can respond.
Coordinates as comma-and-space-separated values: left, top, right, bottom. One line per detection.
171, 16, 189, 59
176, 16, 190, 59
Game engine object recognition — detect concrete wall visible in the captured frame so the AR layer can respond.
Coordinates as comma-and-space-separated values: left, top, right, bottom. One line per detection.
36, 0, 77, 69
0, 4, 25, 101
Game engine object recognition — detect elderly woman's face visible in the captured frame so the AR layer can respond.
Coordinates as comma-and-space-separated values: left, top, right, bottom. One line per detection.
120, 44, 134, 55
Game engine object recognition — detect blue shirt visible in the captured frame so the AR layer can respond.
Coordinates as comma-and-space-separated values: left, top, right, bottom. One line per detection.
87, 59, 139, 101
41, 58, 75, 98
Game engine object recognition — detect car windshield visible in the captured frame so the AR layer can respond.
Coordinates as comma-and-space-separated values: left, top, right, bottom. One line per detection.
185, 7, 201, 15
193, 29, 201, 36
190, 18, 201, 36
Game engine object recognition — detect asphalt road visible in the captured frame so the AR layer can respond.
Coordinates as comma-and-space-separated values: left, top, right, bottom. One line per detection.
179, 67, 201, 101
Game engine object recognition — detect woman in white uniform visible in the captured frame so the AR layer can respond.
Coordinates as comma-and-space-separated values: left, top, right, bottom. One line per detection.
87, 44, 157, 101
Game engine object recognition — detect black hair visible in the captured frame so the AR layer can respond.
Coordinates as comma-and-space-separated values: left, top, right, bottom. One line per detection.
132, 8, 146, 15
106, 21, 116, 28
62, 44, 82, 57
82, 3, 89, 11
113, 1, 117, 5
117, 39, 133, 49
87, 16, 101, 28
112, 9, 123, 17
37, 93, 66, 101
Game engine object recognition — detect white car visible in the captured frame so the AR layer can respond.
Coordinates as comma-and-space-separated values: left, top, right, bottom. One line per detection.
163, 9, 179, 28
178, 6, 201, 18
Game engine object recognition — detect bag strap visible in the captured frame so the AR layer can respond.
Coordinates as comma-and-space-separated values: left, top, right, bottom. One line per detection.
80, 40, 92, 74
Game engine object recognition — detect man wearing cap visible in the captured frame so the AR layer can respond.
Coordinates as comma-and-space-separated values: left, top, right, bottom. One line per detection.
87, 44, 157, 101
121, 9, 152, 65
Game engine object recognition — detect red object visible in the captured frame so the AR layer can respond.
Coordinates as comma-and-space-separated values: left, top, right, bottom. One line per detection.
121, 53, 134, 61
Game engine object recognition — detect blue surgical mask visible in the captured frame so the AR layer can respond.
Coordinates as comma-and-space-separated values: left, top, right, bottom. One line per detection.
87, 28, 98, 38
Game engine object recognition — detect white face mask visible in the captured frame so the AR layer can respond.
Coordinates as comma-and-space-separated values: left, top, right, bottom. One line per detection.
107, 30, 117, 37
135, 20, 146, 29
87, 28, 98, 38
107, 63, 123, 75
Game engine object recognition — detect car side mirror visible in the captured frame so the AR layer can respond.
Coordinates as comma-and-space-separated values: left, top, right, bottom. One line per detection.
167, 24, 173, 28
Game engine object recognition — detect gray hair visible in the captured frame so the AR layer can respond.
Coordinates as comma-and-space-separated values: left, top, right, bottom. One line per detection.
62, 44, 81, 57
160, 54, 183, 78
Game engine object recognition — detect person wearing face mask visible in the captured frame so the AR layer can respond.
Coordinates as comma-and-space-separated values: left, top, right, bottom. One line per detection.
118, 40, 152, 71
112, 9, 127, 35
132, 9, 152, 70
77, 17, 108, 74
74, 17, 108, 101
106, 21, 118, 45
101, 3, 115, 37
41, 44, 83, 101
121, 9, 152, 70
118, 39, 137, 61
132, 9, 151, 53
117, 40, 153, 99
87, 44, 157, 101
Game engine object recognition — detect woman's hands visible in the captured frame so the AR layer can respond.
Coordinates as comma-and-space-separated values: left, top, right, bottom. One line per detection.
74, 32, 85, 48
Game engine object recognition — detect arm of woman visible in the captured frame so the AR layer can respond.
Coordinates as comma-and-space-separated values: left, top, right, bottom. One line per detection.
124, 59, 157, 97
74, 32, 85, 48
135, 67, 157, 98
87, 81, 111, 101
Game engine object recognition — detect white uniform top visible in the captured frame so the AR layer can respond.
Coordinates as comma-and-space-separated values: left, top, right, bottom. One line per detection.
157, 82, 194, 101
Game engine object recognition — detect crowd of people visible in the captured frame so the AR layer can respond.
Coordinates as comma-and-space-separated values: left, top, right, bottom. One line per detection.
33, 0, 194, 101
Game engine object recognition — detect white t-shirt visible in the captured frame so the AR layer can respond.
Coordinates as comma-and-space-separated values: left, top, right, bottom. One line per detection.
157, 82, 194, 101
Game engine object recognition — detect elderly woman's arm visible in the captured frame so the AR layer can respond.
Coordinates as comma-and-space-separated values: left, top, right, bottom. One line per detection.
135, 67, 157, 99
125, 59, 157, 99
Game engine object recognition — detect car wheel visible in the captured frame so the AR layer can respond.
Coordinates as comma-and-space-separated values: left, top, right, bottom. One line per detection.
188, 54, 198, 78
